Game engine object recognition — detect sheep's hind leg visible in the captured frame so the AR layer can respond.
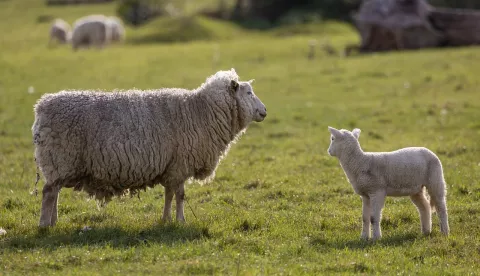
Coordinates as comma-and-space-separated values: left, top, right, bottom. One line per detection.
370, 192, 386, 241
175, 183, 186, 223
361, 196, 371, 240
161, 186, 174, 223
50, 188, 61, 226
410, 191, 432, 235
39, 183, 61, 227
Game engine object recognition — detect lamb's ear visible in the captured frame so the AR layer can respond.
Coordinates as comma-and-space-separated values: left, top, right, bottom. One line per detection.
248, 79, 255, 84
352, 128, 361, 139
328, 126, 341, 137
230, 79, 239, 93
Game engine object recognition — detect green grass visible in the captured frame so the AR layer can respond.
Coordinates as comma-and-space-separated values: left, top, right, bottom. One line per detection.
1, 0, 480, 275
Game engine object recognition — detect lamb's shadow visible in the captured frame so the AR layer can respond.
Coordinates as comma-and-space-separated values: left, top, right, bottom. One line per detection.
311, 232, 419, 251
1, 223, 210, 250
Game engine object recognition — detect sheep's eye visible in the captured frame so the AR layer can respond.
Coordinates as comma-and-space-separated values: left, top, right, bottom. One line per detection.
331, 136, 334, 141
247, 91, 252, 95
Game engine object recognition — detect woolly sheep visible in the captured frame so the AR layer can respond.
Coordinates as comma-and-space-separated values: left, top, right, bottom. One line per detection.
106, 16, 126, 43
49, 18, 71, 45
32, 69, 267, 227
327, 126, 449, 240
71, 15, 111, 50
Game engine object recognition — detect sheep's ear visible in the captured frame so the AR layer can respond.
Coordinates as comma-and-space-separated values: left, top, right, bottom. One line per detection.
230, 80, 239, 93
352, 128, 361, 139
328, 126, 341, 137
248, 79, 255, 84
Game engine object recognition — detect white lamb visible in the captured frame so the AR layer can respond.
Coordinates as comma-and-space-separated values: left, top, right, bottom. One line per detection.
49, 18, 71, 46
327, 126, 449, 241
106, 16, 126, 43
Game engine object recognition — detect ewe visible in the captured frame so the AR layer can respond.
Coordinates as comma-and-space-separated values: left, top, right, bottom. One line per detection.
327, 126, 449, 240
32, 69, 267, 227
71, 15, 111, 50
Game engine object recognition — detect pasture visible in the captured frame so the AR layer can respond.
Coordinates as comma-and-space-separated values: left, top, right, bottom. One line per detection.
1, 0, 479, 274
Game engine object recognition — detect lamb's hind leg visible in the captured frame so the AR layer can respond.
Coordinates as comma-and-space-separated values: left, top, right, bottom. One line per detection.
410, 190, 432, 235
428, 163, 450, 235
39, 183, 61, 227
370, 191, 386, 241
361, 196, 371, 240
430, 193, 449, 235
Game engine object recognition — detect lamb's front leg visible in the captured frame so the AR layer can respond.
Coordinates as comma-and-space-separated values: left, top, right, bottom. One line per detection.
361, 196, 371, 240
370, 191, 386, 241
175, 183, 186, 223
161, 186, 174, 222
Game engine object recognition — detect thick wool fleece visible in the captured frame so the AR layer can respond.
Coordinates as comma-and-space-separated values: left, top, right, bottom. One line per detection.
33, 69, 255, 200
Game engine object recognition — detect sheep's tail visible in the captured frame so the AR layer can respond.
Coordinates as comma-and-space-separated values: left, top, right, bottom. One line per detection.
426, 157, 447, 214
429, 192, 437, 213
31, 158, 40, 197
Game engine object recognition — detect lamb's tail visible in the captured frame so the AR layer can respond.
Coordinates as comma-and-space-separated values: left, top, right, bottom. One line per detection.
426, 157, 447, 214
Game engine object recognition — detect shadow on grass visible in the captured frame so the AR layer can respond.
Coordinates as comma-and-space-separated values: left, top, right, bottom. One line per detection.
311, 232, 419, 250
1, 223, 211, 250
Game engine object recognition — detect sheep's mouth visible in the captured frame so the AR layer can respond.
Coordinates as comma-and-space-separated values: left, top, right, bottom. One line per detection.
254, 110, 267, 122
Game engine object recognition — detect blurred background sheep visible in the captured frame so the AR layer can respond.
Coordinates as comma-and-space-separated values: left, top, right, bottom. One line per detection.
49, 18, 71, 46
71, 14, 112, 50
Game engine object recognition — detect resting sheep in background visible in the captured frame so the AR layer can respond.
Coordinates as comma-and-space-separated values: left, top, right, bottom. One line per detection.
32, 69, 267, 227
49, 18, 71, 46
327, 126, 449, 241
71, 15, 111, 50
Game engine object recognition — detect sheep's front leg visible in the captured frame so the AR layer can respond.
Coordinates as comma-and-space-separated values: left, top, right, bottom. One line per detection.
410, 192, 432, 235
361, 196, 371, 240
175, 183, 186, 223
39, 183, 60, 227
161, 186, 174, 222
370, 192, 386, 241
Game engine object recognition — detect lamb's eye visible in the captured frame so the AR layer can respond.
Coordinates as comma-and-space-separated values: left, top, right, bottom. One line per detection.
331, 136, 334, 141
247, 91, 252, 95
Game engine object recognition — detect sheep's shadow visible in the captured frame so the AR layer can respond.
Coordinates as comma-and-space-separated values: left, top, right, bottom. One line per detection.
1, 223, 210, 250
311, 232, 420, 251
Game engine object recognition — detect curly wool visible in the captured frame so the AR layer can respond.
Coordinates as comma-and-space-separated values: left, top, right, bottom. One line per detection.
33, 70, 248, 202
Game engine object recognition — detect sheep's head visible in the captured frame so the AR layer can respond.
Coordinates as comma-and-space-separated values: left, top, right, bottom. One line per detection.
230, 78, 267, 123
327, 126, 361, 157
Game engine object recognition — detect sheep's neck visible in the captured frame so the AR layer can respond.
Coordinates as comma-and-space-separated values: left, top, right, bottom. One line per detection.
338, 145, 367, 182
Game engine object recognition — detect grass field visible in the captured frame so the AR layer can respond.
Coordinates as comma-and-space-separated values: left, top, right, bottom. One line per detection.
1, 0, 480, 275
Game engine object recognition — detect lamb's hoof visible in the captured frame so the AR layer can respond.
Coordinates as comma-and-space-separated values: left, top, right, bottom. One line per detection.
37, 226, 51, 234
371, 236, 381, 242
160, 217, 172, 225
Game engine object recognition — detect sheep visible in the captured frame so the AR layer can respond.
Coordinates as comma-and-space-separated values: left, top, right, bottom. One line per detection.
106, 16, 126, 43
327, 126, 449, 241
49, 18, 71, 46
32, 69, 267, 227
71, 15, 111, 50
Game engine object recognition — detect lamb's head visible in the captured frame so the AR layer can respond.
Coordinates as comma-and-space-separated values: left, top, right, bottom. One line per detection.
327, 126, 361, 157
230, 78, 267, 123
